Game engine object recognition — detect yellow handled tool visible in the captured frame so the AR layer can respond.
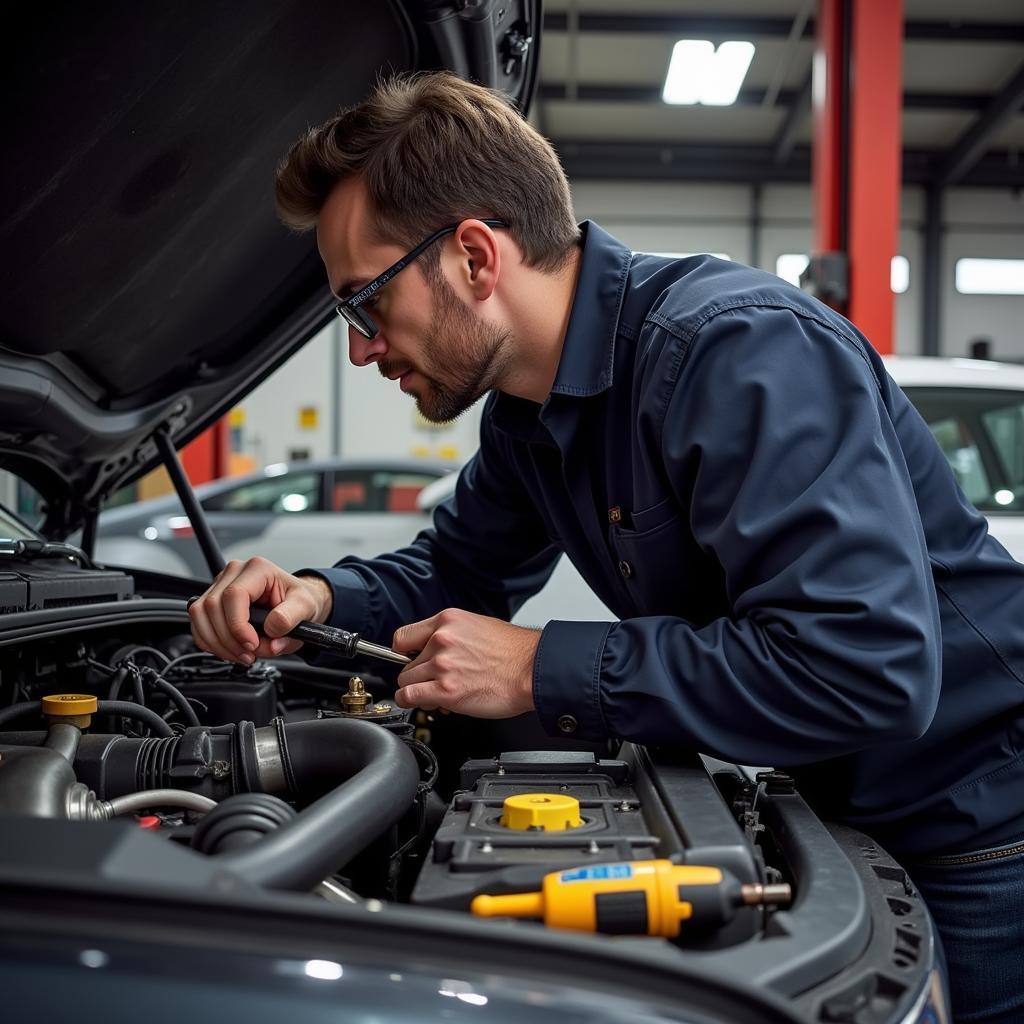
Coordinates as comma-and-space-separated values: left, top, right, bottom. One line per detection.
471, 859, 791, 937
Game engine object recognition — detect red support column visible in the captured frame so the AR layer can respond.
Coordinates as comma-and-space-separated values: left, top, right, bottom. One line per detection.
811, 0, 903, 355
847, 0, 902, 354
181, 418, 230, 486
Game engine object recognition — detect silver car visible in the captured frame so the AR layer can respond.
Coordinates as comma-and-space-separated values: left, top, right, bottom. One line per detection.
93, 458, 457, 579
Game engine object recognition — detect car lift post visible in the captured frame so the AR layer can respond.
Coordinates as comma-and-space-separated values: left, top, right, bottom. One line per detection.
808, 0, 903, 355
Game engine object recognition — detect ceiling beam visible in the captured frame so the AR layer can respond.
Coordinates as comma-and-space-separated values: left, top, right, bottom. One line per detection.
934, 59, 1024, 186
538, 83, 991, 112
551, 140, 1024, 189
773, 71, 813, 164
542, 13, 1024, 43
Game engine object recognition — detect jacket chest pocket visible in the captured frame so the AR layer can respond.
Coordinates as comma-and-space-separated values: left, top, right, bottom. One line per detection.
611, 498, 727, 622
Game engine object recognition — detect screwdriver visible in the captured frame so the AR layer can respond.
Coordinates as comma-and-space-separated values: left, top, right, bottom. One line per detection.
470, 859, 792, 937
186, 596, 412, 667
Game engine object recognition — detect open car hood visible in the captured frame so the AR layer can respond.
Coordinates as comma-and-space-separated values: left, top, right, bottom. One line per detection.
0, 0, 540, 538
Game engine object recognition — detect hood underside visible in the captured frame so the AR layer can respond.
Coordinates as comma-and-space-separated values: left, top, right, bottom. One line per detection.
0, 0, 539, 536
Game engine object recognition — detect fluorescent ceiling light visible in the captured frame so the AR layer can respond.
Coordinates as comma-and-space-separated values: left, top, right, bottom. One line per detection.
663, 40, 755, 106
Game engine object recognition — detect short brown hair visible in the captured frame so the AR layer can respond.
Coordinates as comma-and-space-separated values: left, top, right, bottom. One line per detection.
275, 72, 579, 274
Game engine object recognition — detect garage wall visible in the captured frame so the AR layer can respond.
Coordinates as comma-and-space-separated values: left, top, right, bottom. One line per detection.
939, 188, 1024, 360
237, 320, 484, 468
571, 180, 1024, 361
238, 181, 1023, 467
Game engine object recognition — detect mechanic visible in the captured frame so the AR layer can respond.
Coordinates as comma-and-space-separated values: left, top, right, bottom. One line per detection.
190, 73, 1024, 1021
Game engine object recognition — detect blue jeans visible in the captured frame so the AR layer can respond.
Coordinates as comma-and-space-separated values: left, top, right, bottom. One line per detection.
906, 836, 1024, 1023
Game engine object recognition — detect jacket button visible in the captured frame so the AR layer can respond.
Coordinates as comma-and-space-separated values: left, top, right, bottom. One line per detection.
557, 714, 578, 734
608, 506, 622, 524
618, 560, 633, 579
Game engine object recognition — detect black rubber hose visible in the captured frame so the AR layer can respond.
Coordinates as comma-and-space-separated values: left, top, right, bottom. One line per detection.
192, 793, 297, 854
145, 673, 201, 727
216, 718, 418, 891
0, 700, 173, 737
0, 702, 46, 729
106, 666, 130, 702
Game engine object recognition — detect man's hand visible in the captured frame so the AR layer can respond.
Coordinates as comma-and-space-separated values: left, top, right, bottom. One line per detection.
188, 557, 333, 664
393, 609, 540, 718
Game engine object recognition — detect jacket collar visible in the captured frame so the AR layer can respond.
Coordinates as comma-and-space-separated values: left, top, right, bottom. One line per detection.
489, 221, 632, 442
549, 220, 632, 397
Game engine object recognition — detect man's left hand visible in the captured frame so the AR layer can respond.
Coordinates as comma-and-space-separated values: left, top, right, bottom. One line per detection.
392, 609, 540, 718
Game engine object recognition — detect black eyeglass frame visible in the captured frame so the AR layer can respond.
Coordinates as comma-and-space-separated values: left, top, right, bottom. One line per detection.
334, 218, 508, 339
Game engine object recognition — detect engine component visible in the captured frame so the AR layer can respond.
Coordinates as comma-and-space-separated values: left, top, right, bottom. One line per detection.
0, 698, 173, 737
412, 747, 767, 947
65, 786, 218, 821
500, 792, 583, 831
0, 715, 422, 894
214, 718, 419, 890
342, 676, 372, 714
0, 556, 133, 613
191, 793, 296, 854
411, 750, 666, 911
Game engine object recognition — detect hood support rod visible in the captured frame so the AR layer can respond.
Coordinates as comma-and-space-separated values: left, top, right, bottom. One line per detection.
79, 502, 99, 559
152, 426, 226, 578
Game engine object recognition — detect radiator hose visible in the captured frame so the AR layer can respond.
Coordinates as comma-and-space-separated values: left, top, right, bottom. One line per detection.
215, 717, 419, 891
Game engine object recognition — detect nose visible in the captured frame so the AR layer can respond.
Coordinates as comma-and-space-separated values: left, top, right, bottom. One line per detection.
347, 325, 388, 367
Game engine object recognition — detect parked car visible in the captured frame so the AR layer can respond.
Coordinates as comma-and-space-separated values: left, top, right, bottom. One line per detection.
91, 458, 457, 579
886, 355, 1024, 559
0, 4, 946, 1022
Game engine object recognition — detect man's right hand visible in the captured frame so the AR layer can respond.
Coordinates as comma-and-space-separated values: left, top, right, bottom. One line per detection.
188, 557, 334, 665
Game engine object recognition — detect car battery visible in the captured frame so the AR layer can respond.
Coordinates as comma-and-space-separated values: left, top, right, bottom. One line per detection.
0, 561, 134, 612
411, 747, 764, 945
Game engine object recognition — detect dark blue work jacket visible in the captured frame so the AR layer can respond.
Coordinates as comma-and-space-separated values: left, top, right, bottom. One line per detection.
309, 221, 1024, 858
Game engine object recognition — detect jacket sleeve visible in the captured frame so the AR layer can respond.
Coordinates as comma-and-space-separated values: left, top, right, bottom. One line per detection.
297, 407, 561, 648
533, 306, 942, 766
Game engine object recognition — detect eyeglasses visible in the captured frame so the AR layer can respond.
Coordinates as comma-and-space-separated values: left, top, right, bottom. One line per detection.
334, 219, 508, 340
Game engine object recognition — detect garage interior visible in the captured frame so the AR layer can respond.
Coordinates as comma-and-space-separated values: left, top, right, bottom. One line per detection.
1, 4, 1023, 1022
230, 0, 1024, 478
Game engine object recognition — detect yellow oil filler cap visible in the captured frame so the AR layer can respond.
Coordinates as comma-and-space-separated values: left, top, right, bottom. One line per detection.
500, 793, 583, 831
41, 694, 98, 728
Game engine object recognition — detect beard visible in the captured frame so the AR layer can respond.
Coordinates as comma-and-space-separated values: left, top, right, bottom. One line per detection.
378, 275, 511, 424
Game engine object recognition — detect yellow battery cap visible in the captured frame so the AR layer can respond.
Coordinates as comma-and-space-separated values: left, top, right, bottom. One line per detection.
41, 694, 99, 716
500, 793, 583, 831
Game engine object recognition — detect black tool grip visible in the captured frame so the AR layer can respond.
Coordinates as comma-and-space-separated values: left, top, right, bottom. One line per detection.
187, 596, 359, 658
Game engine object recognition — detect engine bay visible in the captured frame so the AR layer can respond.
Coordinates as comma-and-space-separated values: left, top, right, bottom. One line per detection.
0, 562, 939, 1021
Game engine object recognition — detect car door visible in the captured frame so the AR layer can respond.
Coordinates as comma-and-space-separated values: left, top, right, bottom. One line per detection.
905, 386, 1024, 562
200, 469, 326, 570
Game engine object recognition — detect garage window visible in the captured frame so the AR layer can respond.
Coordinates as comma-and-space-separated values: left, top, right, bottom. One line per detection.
955, 258, 1024, 296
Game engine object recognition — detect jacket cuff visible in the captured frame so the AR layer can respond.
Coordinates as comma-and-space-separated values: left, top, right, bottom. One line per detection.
533, 619, 614, 740
294, 567, 371, 666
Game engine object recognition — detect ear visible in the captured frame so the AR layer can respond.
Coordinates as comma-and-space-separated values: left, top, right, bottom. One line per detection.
452, 219, 501, 301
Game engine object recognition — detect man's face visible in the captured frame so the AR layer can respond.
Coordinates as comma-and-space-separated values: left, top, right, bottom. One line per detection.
317, 178, 510, 423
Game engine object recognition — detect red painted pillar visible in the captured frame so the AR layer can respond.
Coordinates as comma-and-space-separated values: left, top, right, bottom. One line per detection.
811, 0, 903, 354
181, 418, 230, 486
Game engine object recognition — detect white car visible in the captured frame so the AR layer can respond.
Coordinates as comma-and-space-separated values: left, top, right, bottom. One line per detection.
424, 356, 1024, 626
